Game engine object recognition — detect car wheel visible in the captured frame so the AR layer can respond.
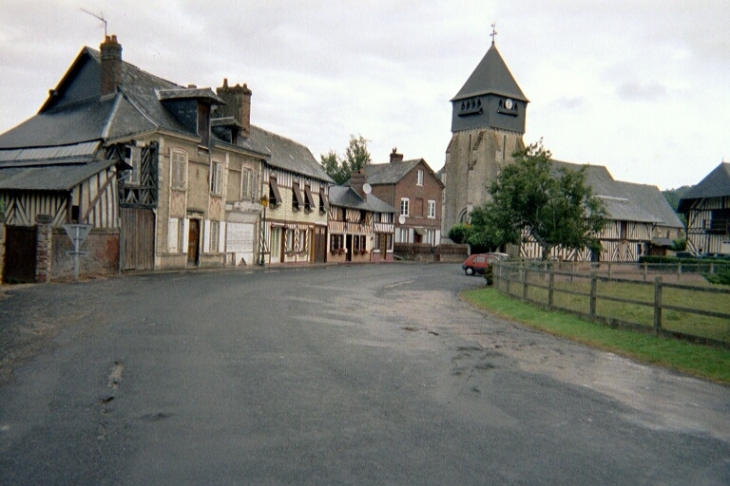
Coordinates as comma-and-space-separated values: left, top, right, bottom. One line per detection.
465, 267, 475, 276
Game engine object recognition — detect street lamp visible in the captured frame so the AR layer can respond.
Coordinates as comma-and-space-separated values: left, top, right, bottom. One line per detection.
258, 194, 269, 266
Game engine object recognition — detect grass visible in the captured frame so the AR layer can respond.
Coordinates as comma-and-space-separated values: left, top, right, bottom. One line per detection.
461, 287, 730, 385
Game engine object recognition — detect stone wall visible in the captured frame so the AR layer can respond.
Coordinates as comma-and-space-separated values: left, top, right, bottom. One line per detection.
394, 243, 467, 263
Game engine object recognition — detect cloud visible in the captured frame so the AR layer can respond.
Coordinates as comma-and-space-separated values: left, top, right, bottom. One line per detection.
616, 81, 668, 102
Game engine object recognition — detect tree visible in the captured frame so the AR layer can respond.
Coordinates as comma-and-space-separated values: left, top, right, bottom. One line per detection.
473, 142, 607, 260
320, 134, 371, 185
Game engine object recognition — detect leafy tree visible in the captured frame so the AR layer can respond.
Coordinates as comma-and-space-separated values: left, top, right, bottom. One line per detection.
320, 134, 371, 185
473, 142, 607, 260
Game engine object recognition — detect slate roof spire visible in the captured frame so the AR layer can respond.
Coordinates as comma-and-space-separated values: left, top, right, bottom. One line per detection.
451, 41, 528, 103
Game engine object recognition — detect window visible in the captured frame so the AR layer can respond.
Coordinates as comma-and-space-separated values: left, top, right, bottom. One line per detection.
210, 220, 220, 253
304, 185, 315, 212
210, 161, 223, 195
400, 198, 409, 217
292, 182, 304, 211
330, 234, 344, 252
417, 169, 424, 186
242, 167, 253, 198
171, 150, 187, 190
269, 175, 282, 206
126, 146, 141, 185
427, 200, 436, 219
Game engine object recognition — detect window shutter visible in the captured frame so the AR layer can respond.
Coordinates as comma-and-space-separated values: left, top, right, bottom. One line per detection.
182, 218, 189, 250
168, 219, 179, 252
219, 221, 226, 253
203, 220, 211, 253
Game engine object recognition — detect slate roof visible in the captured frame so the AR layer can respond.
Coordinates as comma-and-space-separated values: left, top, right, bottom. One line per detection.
247, 126, 332, 183
677, 162, 730, 213
0, 158, 116, 191
452, 43, 528, 102
363, 159, 422, 185
552, 160, 683, 227
0, 42, 330, 190
328, 185, 396, 213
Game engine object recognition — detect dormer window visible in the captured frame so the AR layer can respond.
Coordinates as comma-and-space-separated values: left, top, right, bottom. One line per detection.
417, 169, 424, 186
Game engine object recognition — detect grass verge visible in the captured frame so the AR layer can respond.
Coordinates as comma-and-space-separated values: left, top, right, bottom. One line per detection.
461, 287, 730, 385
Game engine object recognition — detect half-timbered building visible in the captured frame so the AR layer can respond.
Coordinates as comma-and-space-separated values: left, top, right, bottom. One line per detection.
678, 162, 730, 256
518, 161, 685, 261
328, 171, 396, 263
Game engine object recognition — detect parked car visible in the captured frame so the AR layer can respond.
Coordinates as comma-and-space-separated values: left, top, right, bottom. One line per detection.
462, 253, 500, 276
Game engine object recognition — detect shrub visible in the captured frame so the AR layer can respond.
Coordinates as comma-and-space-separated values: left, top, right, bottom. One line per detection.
448, 224, 471, 244
706, 268, 730, 286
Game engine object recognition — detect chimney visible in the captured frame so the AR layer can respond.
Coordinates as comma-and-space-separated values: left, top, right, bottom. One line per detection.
100, 35, 122, 95
216, 78, 252, 138
350, 169, 367, 199
390, 147, 404, 163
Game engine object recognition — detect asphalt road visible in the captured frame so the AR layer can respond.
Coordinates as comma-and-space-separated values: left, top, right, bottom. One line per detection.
0, 263, 729, 485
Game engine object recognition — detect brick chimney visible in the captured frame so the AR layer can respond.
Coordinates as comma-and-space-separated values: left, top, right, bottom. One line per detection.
100, 35, 123, 95
216, 78, 252, 138
390, 147, 404, 163
350, 169, 367, 199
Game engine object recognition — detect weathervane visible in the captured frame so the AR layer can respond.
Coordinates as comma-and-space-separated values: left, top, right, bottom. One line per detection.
81, 8, 108, 37
490, 22, 498, 45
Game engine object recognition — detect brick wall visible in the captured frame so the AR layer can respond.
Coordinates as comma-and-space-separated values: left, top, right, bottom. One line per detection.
52, 228, 120, 280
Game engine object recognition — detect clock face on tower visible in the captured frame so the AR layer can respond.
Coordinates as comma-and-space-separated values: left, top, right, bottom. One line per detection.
498, 98, 518, 116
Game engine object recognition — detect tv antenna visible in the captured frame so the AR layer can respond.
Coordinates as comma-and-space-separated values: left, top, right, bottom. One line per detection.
81, 8, 107, 37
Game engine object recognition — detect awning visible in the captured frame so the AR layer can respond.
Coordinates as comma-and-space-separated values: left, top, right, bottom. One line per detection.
292, 183, 305, 210
269, 175, 283, 206
414, 227, 426, 236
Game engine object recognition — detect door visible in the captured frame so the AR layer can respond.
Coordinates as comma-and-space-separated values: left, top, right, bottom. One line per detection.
3, 226, 36, 283
187, 219, 200, 264
346, 234, 353, 262
313, 226, 327, 263
270, 227, 282, 263
121, 208, 155, 271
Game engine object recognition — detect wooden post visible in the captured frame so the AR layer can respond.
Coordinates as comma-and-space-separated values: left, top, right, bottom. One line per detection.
677, 262, 681, 282
654, 276, 663, 336
642, 262, 648, 282
548, 267, 555, 308
523, 266, 529, 300
607, 262, 612, 279
590, 271, 597, 318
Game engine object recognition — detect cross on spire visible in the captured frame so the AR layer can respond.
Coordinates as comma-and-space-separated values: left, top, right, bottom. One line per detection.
490, 22, 498, 45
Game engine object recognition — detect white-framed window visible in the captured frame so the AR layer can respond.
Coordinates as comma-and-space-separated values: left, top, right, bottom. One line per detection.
242, 166, 253, 199
210, 160, 223, 195
417, 169, 424, 186
427, 200, 436, 219
400, 198, 409, 217
171, 149, 187, 190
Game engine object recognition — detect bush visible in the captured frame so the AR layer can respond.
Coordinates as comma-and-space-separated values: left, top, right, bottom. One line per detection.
448, 224, 471, 244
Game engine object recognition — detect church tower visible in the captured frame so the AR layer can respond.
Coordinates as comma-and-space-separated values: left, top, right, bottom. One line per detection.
442, 32, 528, 236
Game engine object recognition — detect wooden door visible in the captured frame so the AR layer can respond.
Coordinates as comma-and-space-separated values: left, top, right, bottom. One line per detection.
187, 219, 200, 264
3, 226, 36, 283
313, 226, 326, 263
120, 208, 155, 271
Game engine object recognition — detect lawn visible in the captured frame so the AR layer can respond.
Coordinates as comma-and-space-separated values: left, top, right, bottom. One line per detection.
461, 287, 730, 385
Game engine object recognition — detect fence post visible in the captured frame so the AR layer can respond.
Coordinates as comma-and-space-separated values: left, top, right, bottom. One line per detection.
710, 262, 715, 276
677, 262, 681, 282
642, 262, 648, 282
607, 262, 612, 279
548, 266, 555, 308
654, 276, 663, 336
523, 265, 529, 300
590, 271, 597, 318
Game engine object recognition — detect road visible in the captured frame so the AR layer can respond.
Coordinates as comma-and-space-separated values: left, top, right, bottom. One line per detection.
1, 263, 729, 485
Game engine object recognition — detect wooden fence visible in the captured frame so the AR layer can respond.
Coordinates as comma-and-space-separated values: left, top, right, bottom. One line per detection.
493, 261, 730, 348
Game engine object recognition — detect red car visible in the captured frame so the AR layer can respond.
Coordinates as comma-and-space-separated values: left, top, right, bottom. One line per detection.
461, 253, 500, 276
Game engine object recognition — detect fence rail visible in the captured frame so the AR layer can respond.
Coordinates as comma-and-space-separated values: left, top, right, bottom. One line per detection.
493, 261, 730, 348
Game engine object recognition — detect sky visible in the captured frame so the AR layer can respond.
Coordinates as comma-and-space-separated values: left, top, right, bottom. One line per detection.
0, 0, 728, 190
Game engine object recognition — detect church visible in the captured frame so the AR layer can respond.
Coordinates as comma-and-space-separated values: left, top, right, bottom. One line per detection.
440, 33, 684, 261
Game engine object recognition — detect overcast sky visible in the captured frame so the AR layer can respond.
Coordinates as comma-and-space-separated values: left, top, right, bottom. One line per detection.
1, 0, 728, 190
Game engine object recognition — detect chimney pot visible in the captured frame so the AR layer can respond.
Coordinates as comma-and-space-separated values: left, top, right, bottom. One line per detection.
390, 147, 404, 163
216, 79, 252, 139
